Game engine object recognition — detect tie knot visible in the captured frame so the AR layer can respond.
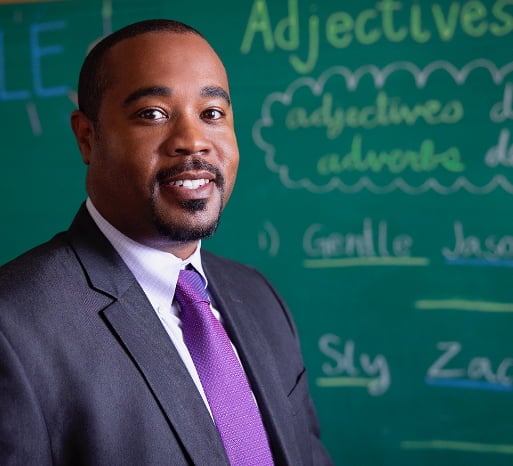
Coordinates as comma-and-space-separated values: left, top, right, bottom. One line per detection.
175, 268, 210, 307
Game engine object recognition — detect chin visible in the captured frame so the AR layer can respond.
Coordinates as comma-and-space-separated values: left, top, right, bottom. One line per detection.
157, 221, 220, 243
150, 194, 224, 243
152, 212, 221, 243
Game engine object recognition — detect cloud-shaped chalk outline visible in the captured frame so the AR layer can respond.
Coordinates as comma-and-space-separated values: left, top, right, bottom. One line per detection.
253, 59, 513, 195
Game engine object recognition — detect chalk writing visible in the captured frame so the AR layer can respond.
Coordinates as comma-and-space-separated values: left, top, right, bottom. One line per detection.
316, 135, 463, 175
442, 220, 513, 266
241, 0, 513, 74
303, 219, 412, 259
254, 60, 513, 194
25, 101, 41, 136
258, 221, 280, 256
286, 91, 463, 139
426, 341, 513, 391
401, 440, 513, 455
416, 299, 513, 313
0, 20, 68, 101
102, 0, 113, 36
318, 334, 390, 396
490, 82, 513, 123
485, 128, 513, 167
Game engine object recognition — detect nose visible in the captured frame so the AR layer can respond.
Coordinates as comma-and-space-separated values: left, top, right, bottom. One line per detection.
165, 114, 211, 157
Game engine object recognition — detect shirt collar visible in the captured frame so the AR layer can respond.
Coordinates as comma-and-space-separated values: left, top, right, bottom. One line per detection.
85, 198, 208, 311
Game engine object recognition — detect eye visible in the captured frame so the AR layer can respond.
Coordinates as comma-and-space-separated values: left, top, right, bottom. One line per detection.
137, 108, 168, 121
201, 108, 224, 121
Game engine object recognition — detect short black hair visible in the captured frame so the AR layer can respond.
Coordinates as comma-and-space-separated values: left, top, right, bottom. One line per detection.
77, 19, 203, 122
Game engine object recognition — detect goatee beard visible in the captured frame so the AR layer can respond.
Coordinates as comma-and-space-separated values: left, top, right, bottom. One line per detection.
152, 198, 222, 243
150, 159, 225, 242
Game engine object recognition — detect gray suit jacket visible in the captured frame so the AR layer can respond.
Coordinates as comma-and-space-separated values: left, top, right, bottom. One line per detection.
0, 205, 332, 465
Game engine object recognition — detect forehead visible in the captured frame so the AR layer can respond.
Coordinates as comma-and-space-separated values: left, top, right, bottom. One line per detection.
102, 32, 229, 93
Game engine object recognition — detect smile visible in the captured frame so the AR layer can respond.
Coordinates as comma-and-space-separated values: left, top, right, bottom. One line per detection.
167, 179, 211, 189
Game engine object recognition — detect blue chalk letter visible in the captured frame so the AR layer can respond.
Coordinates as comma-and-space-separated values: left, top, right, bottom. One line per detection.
30, 21, 68, 98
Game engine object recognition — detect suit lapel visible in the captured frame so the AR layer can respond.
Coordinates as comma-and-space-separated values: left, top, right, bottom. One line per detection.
102, 289, 229, 465
203, 256, 302, 466
67, 206, 229, 465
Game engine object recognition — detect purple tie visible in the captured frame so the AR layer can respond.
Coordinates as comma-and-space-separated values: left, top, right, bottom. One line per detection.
175, 268, 274, 465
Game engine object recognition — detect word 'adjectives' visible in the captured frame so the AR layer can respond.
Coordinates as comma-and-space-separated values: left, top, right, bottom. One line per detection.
318, 334, 390, 395
427, 341, 513, 391
241, 0, 513, 73
286, 92, 463, 140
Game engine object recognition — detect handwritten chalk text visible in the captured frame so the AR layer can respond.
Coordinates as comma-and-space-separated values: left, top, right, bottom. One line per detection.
0, 21, 69, 101
318, 334, 390, 395
427, 341, 513, 391
303, 219, 412, 260
316, 135, 464, 175
241, 0, 513, 74
442, 221, 513, 264
286, 91, 463, 139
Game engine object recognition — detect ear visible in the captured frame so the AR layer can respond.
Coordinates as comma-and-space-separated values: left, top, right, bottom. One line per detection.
70, 110, 95, 165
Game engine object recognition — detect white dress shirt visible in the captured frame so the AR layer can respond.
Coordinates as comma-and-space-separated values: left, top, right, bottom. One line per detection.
86, 198, 221, 414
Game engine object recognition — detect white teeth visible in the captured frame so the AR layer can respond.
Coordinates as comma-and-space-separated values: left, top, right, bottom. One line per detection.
168, 179, 210, 189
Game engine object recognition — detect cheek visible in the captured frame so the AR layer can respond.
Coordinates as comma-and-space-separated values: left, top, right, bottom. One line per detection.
222, 148, 239, 200
90, 140, 157, 195
224, 133, 240, 170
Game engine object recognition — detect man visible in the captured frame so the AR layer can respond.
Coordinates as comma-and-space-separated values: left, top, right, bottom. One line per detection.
0, 19, 332, 465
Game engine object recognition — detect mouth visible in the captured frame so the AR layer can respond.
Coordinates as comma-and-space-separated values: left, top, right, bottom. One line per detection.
165, 178, 212, 189
154, 160, 225, 204
156, 159, 221, 185
157, 169, 219, 205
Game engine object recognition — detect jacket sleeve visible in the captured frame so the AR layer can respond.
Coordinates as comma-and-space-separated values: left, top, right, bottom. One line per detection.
0, 328, 52, 465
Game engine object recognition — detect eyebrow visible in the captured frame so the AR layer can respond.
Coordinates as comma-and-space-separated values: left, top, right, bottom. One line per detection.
123, 86, 171, 107
122, 85, 231, 107
201, 86, 231, 106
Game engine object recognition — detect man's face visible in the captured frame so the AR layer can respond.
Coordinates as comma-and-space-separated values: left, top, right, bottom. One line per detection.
73, 32, 239, 256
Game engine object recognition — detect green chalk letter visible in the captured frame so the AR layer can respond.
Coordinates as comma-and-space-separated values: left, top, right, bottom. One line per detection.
241, 0, 275, 53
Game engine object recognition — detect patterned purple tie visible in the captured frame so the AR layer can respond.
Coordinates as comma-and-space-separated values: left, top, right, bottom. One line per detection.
175, 268, 274, 465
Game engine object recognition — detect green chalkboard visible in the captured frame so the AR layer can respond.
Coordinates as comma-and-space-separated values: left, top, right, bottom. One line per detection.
2, 1, 513, 464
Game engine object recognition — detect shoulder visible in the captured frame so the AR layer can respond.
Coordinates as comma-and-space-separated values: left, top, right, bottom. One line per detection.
0, 232, 73, 291
0, 232, 87, 349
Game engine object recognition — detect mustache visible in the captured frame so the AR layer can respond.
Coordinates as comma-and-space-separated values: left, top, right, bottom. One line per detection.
155, 159, 224, 187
